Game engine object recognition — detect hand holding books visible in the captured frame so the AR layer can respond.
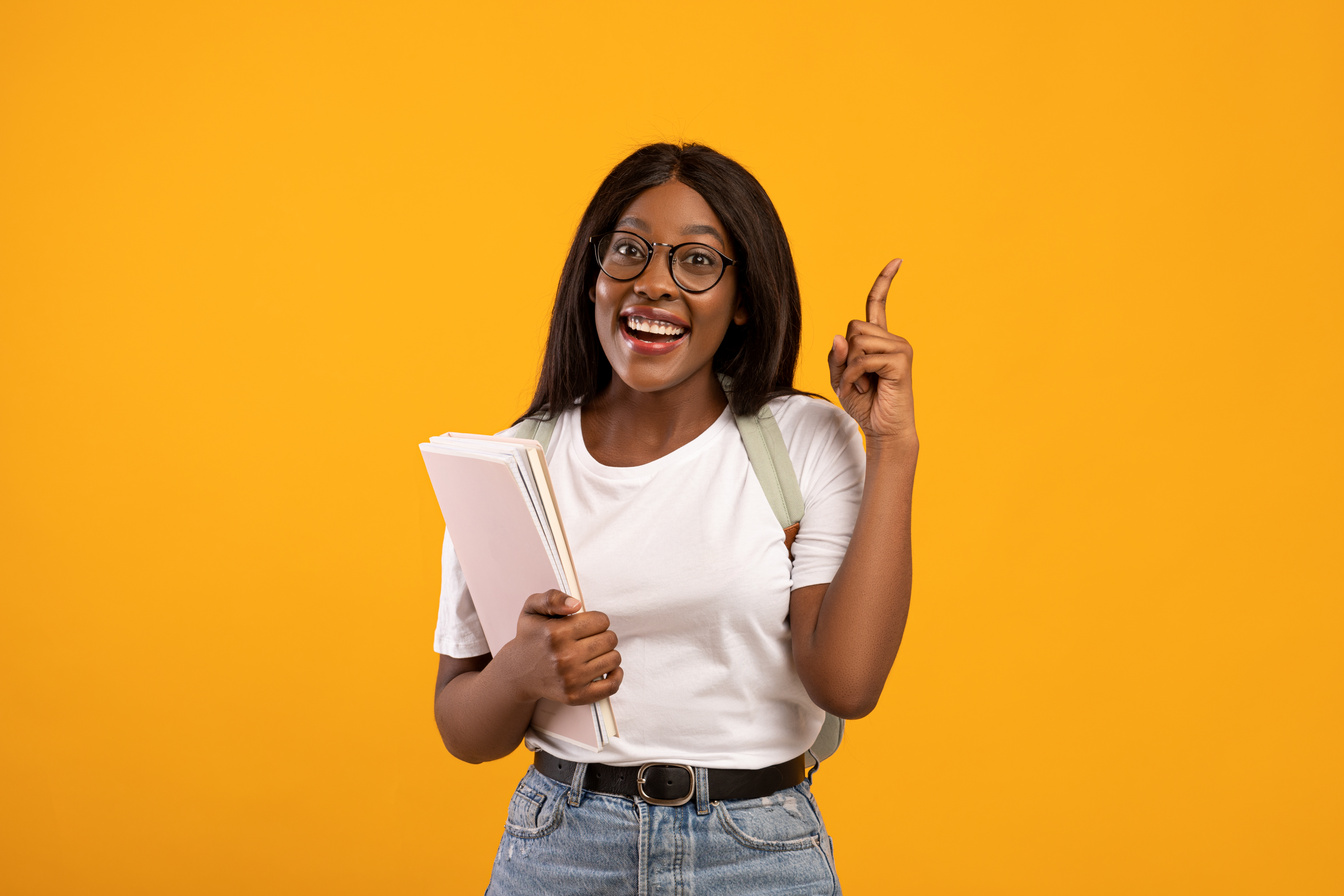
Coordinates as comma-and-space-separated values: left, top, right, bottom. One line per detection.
500, 589, 623, 708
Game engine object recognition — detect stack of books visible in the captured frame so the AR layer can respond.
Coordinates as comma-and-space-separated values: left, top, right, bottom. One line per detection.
421, 432, 618, 751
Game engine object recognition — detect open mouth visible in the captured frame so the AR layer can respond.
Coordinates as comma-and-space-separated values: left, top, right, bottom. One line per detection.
622, 313, 688, 344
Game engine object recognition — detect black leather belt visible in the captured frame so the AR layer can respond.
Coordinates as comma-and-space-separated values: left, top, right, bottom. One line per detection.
533, 750, 806, 806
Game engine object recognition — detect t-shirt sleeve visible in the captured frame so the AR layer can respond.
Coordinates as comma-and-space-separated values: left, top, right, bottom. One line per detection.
774, 396, 867, 590
433, 527, 491, 657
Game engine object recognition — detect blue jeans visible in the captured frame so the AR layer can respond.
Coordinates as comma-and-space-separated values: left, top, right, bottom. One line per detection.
486, 765, 841, 895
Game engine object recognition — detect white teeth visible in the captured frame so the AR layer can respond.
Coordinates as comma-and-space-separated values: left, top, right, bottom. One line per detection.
626, 315, 685, 337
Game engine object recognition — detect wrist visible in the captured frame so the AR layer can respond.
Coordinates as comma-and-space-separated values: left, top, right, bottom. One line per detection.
487, 642, 543, 707
865, 432, 919, 461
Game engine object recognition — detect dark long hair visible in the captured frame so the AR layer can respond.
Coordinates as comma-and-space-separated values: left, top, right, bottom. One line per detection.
518, 143, 804, 421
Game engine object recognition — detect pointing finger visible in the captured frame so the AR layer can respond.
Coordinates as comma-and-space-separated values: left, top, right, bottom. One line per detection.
866, 258, 902, 331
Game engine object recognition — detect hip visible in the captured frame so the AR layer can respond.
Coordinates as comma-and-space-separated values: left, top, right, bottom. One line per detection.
486, 765, 841, 896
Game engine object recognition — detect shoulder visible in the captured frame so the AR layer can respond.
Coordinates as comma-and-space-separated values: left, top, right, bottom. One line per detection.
762, 393, 865, 490
766, 393, 859, 447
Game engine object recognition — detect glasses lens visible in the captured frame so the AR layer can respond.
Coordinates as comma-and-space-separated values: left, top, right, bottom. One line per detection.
594, 232, 649, 280
672, 243, 725, 291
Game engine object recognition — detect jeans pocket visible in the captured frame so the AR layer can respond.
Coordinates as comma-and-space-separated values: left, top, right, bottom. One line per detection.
503, 776, 564, 839
714, 785, 824, 852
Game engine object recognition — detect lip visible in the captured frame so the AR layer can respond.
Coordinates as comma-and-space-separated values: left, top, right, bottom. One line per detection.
617, 305, 691, 356
620, 306, 691, 329
620, 326, 687, 356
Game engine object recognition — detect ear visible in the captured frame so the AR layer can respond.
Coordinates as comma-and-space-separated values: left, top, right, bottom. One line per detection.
588, 285, 596, 303
733, 304, 748, 325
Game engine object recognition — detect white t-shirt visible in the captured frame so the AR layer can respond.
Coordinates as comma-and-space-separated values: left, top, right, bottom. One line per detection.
434, 393, 866, 768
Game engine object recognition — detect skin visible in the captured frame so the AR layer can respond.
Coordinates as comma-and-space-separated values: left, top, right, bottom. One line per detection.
583, 181, 747, 466
434, 182, 916, 763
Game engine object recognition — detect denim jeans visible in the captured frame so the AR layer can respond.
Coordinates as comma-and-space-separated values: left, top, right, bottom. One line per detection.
485, 765, 841, 896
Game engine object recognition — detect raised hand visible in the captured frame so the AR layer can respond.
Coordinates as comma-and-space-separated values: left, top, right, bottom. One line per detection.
500, 589, 623, 706
827, 258, 917, 449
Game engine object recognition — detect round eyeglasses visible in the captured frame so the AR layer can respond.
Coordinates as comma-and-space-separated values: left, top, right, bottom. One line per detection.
590, 230, 735, 293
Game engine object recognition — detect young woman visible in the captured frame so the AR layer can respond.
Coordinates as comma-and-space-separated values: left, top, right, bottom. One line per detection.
432, 143, 917, 894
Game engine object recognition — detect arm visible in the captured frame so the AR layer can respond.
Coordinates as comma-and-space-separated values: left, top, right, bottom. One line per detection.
434, 590, 624, 764
791, 258, 918, 720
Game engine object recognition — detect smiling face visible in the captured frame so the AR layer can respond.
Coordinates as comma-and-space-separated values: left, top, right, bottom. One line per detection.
590, 179, 747, 400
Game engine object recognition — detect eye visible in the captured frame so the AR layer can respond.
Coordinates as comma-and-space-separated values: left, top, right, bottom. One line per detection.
612, 237, 647, 260
678, 246, 720, 268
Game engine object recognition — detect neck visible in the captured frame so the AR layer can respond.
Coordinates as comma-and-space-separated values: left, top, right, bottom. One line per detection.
582, 369, 728, 466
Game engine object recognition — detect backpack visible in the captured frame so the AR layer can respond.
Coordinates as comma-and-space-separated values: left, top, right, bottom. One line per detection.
500, 396, 846, 771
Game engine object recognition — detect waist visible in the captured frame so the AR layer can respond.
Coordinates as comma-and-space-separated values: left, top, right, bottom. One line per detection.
533, 750, 806, 806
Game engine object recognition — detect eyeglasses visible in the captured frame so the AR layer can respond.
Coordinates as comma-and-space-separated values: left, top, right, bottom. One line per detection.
590, 230, 735, 293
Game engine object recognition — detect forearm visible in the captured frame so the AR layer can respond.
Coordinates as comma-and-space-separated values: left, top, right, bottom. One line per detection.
434, 592, 623, 763
434, 651, 537, 764
799, 437, 917, 717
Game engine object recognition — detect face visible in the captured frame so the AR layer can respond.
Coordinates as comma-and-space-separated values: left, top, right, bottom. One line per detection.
590, 179, 747, 399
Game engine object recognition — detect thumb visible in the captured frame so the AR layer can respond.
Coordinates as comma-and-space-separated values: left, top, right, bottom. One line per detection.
522, 589, 581, 618
827, 335, 848, 392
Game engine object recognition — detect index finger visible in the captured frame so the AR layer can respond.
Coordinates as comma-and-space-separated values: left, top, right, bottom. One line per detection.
866, 258, 902, 331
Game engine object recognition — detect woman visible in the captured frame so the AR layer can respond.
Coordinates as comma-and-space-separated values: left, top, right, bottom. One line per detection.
432, 143, 917, 894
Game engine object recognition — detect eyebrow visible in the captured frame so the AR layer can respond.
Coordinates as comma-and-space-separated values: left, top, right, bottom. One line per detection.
616, 216, 727, 246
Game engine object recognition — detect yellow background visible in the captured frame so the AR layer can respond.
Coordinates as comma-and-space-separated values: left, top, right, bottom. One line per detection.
2, 1, 1341, 892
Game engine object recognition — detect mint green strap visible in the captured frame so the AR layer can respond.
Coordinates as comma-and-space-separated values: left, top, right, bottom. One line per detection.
500, 415, 556, 450
807, 715, 845, 770
734, 405, 805, 530
729, 393, 843, 767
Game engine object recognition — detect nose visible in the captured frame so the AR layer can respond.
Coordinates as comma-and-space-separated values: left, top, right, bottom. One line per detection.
632, 244, 678, 299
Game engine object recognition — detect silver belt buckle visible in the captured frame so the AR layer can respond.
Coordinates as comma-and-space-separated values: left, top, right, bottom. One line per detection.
636, 763, 695, 806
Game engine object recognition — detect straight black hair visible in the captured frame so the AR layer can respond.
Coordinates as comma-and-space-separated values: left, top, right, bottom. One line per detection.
518, 143, 805, 422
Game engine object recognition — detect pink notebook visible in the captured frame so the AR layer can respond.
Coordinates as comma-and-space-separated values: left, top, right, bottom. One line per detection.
421, 436, 617, 751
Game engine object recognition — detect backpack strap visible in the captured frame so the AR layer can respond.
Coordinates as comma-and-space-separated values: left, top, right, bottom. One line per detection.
719, 379, 846, 769
806, 714, 845, 770
732, 404, 805, 558
736, 405, 846, 769
499, 415, 557, 449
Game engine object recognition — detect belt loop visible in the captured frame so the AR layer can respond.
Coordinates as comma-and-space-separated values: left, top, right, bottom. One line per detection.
567, 761, 588, 807
694, 766, 711, 815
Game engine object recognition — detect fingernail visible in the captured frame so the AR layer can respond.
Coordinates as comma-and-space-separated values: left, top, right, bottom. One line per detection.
893, 259, 903, 273
564, 597, 580, 609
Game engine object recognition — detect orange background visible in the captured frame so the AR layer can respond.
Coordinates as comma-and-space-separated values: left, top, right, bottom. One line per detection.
2, 1, 1341, 893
